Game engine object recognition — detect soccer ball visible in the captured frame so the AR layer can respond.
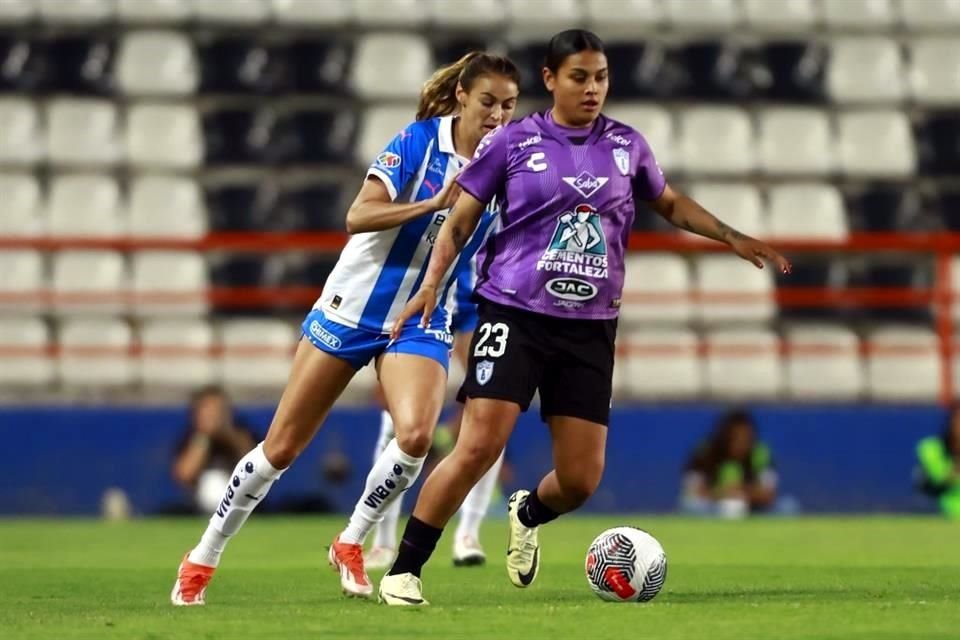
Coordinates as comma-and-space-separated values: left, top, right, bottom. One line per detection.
584, 527, 667, 603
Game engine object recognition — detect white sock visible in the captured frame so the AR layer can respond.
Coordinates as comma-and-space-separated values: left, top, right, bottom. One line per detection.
340, 438, 424, 545
455, 450, 504, 543
371, 411, 402, 550
188, 443, 284, 567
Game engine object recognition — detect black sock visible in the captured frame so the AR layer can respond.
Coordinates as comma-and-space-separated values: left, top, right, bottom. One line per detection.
518, 489, 560, 528
387, 516, 443, 578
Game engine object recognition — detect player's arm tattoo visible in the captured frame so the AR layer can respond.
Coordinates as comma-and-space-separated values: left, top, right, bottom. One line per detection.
451, 223, 468, 252
657, 190, 749, 245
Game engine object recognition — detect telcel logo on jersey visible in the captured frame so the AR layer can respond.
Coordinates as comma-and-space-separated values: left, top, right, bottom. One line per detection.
308, 320, 342, 350
606, 132, 632, 146
518, 133, 542, 150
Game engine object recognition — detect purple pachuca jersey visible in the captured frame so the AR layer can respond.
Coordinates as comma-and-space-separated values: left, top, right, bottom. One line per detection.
456, 110, 666, 320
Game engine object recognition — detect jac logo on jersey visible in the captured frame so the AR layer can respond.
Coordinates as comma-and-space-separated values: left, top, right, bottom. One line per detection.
518, 133, 542, 150
546, 277, 598, 302
606, 132, 632, 146
562, 171, 609, 199
308, 320, 342, 350
375, 151, 402, 169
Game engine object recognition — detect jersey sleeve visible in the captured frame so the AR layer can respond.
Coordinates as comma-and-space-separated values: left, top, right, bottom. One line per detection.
456, 127, 509, 205
632, 133, 667, 202
365, 122, 428, 201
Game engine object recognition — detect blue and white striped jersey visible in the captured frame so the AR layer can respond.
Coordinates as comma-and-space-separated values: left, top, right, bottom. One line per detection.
317, 115, 498, 334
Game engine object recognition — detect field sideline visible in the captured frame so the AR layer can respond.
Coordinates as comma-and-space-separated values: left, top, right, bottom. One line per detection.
2, 516, 958, 639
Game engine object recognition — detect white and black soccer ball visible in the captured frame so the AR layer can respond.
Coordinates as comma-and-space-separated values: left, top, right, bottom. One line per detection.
585, 526, 667, 603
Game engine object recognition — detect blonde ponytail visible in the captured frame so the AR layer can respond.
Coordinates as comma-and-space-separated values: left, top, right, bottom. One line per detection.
416, 52, 482, 121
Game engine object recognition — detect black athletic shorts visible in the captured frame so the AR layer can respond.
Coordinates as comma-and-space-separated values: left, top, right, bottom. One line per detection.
457, 299, 617, 425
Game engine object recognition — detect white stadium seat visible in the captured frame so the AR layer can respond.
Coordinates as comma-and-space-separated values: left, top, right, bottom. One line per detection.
741, 0, 817, 32
356, 106, 415, 168
757, 108, 834, 175
352, 34, 432, 100
46, 174, 124, 238
0, 0, 34, 22
0, 317, 54, 386
688, 183, 766, 238
908, 38, 960, 106
58, 318, 135, 388
867, 326, 940, 401
0, 250, 45, 313
621, 253, 692, 325
128, 176, 207, 238
190, 0, 268, 23
0, 99, 42, 165
623, 328, 703, 399
270, 0, 349, 24
680, 107, 754, 175
837, 110, 916, 178
603, 104, 676, 172
822, 0, 896, 29
52, 250, 127, 315
785, 324, 864, 400
828, 37, 905, 104
126, 104, 203, 170
139, 319, 216, 387
116, 0, 190, 22
664, 0, 740, 29
353, 0, 426, 27
898, 0, 960, 30
767, 183, 848, 240
695, 255, 775, 324
46, 99, 121, 167
428, 0, 503, 28
585, 0, 664, 36
116, 31, 198, 96
0, 173, 43, 236
506, 0, 584, 39
131, 251, 208, 317
705, 328, 783, 399
38, 0, 113, 22
220, 320, 296, 388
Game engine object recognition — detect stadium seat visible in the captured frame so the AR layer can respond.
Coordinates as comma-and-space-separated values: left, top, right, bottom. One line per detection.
663, 0, 740, 28
785, 324, 864, 400
352, 34, 431, 100
38, 0, 113, 22
116, 0, 190, 22
356, 106, 415, 168
678, 41, 761, 101
191, 0, 269, 23
139, 319, 216, 388
775, 258, 848, 321
584, 0, 664, 37
131, 251, 208, 317
288, 40, 352, 94
846, 184, 923, 232
0, 317, 54, 387
275, 182, 347, 231
680, 107, 755, 175
210, 255, 266, 289
0, 37, 49, 93
852, 261, 932, 323
0, 0, 34, 22
432, 38, 494, 67
46, 36, 114, 95
0, 98, 42, 165
620, 253, 693, 325
867, 326, 940, 401
938, 188, 960, 231
760, 41, 827, 102
52, 250, 127, 315
695, 255, 775, 324
0, 250, 45, 313
297, 256, 339, 288
116, 31, 197, 96
269, 0, 350, 25
741, 0, 817, 31
353, 0, 426, 27
506, 0, 583, 39
290, 109, 358, 164
909, 38, 960, 105
704, 328, 783, 399
767, 183, 848, 239
46, 174, 124, 238
58, 318, 135, 388
822, 0, 896, 29
126, 103, 202, 169
0, 173, 43, 236
199, 39, 288, 95
46, 99, 121, 167
220, 320, 295, 388
622, 328, 703, 399
506, 42, 552, 99
602, 43, 679, 99
757, 108, 835, 175
602, 104, 676, 172
203, 107, 292, 165
428, 0, 503, 27
205, 181, 280, 232
918, 114, 960, 177
687, 183, 766, 238
827, 37, 905, 104
898, 0, 960, 30
129, 176, 207, 239
837, 110, 916, 178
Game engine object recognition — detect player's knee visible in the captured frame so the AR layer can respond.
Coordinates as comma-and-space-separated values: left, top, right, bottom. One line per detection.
394, 420, 433, 458
457, 441, 502, 479
262, 432, 303, 469
560, 461, 604, 507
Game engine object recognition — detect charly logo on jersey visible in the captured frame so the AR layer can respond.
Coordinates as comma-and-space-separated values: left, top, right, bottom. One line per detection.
375, 151, 402, 172
536, 203, 609, 281
613, 148, 630, 176
562, 171, 609, 199
476, 360, 494, 386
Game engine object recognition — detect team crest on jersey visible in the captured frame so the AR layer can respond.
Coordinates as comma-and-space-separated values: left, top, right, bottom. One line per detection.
476, 360, 494, 386
376, 151, 402, 170
548, 204, 607, 255
613, 148, 630, 176
562, 171, 609, 199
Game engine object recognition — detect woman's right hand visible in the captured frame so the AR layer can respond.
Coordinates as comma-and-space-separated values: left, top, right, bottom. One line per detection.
427, 174, 462, 213
390, 284, 438, 341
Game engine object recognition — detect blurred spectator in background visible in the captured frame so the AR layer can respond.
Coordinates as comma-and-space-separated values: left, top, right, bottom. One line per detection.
916, 405, 960, 519
172, 386, 259, 513
680, 409, 797, 518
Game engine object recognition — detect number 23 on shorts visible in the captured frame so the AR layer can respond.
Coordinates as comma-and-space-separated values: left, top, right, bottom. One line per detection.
473, 322, 509, 358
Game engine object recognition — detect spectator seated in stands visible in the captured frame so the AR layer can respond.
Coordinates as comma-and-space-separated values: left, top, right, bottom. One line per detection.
916, 404, 960, 519
680, 408, 797, 518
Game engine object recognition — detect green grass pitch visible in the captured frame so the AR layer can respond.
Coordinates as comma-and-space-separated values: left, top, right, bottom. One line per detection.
2, 516, 959, 639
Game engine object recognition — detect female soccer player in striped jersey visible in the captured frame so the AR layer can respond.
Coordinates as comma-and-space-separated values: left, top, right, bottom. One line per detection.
170, 52, 520, 605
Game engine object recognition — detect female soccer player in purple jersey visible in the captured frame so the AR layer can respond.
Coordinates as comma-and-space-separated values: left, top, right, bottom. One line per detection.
379, 29, 791, 605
